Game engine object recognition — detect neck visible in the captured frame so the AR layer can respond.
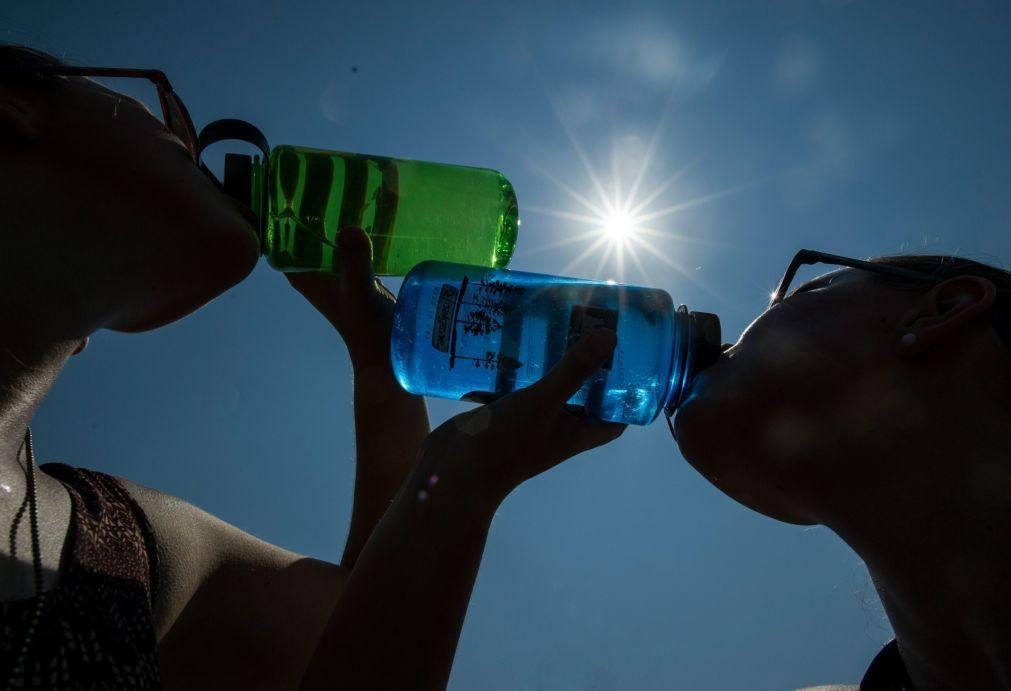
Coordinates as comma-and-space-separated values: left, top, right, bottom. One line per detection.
824, 410, 1011, 690
0, 319, 81, 599
0, 207, 92, 475
0, 330, 76, 479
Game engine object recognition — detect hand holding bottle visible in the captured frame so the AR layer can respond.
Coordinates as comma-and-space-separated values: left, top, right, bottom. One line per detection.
421, 328, 627, 502
391, 260, 722, 425
298, 329, 625, 690
287, 225, 431, 566
286, 226, 397, 369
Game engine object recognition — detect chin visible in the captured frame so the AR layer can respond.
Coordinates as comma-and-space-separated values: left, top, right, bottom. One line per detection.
111, 219, 261, 333
206, 216, 262, 283
673, 385, 817, 526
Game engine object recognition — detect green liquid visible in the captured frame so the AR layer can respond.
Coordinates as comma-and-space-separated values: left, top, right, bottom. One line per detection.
259, 145, 518, 275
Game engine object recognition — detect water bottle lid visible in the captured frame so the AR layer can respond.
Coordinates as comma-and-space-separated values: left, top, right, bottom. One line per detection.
689, 311, 722, 378
196, 119, 271, 234
223, 153, 252, 208
197, 118, 270, 161
664, 309, 721, 418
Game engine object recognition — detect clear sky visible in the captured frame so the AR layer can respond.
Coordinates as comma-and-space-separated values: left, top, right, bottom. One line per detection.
5, 1, 1011, 688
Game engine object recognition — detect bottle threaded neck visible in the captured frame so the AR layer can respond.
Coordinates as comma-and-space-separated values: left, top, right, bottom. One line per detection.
663, 308, 721, 419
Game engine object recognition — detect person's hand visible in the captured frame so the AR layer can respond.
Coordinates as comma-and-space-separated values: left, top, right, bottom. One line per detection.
421, 329, 627, 502
286, 227, 396, 368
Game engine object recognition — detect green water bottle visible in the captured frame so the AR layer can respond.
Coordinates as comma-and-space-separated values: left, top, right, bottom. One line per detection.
219, 135, 518, 276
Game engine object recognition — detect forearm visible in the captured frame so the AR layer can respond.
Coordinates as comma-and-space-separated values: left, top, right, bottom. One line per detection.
301, 450, 499, 691
341, 360, 430, 566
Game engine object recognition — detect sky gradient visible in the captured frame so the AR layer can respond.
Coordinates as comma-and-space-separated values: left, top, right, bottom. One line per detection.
4, 1, 1010, 688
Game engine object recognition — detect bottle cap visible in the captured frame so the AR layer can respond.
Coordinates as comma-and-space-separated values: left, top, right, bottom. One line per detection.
664, 309, 721, 419
223, 153, 253, 208
687, 311, 722, 383
196, 119, 271, 234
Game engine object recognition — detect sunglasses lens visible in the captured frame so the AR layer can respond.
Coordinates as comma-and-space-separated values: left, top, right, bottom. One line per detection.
779, 263, 843, 301
89, 75, 162, 119
88, 76, 197, 160
164, 94, 198, 159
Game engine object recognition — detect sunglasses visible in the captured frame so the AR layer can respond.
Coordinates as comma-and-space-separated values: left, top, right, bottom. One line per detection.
664, 248, 1011, 443
0, 64, 230, 185
771, 249, 1011, 347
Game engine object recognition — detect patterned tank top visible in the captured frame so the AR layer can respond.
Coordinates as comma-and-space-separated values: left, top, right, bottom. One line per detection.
0, 464, 161, 689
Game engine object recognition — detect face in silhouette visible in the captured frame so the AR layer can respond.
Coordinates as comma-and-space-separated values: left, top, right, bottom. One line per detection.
673, 269, 938, 524
1, 75, 260, 333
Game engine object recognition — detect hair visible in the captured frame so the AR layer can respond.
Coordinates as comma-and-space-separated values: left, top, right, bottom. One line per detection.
871, 254, 1011, 316
0, 44, 67, 93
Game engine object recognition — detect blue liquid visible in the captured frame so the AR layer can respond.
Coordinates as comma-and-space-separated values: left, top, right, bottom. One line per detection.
391, 261, 693, 425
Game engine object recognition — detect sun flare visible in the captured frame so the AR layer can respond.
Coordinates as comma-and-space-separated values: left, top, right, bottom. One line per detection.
520, 91, 744, 289
602, 210, 637, 243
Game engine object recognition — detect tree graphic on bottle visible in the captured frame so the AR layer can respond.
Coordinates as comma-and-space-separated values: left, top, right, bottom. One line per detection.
449, 275, 527, 370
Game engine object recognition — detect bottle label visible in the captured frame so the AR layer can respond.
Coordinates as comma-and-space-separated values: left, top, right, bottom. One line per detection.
432, 284, 460, 353
566, 305, 618, 370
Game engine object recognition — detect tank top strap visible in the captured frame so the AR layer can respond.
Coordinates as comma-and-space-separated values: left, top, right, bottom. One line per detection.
0, 464, 162, 689
41, 463, 160, 608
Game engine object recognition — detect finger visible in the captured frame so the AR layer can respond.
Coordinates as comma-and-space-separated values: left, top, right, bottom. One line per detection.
558, 416, 627, 457
286, 271, 338, 305
530, 329, 617, 408
519, 413, 626, 484
337, 227, 376, 300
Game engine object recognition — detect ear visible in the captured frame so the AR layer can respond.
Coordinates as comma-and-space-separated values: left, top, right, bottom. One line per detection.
0, 86, 40, 143
895, 276, 997, 356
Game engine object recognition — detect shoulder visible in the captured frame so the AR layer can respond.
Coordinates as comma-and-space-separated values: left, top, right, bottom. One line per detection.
113, 477, 232, 637
115, 477, 346, 640
116, 478, 349, 688
118, 477, 351, 689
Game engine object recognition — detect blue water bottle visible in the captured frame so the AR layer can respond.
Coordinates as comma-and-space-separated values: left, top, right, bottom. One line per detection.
390, 261, 721, 425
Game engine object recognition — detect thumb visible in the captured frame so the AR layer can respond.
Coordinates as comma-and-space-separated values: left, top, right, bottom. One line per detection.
337, 227, 376, 298
558, 416, 628, 459
532, 329, 617, 408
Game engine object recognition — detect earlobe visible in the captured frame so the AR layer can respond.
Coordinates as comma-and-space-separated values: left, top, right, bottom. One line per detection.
895, 330, 923, 356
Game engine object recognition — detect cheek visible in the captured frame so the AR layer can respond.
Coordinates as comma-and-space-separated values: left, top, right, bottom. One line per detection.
741, 308, 825, 370
673, 388, 817, 524
735, 301, 878, 395
673, 311, 843, 479
68, 120, 258, 265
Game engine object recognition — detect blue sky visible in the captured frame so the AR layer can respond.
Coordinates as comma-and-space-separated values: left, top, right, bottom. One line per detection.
5, 1, 1011, 688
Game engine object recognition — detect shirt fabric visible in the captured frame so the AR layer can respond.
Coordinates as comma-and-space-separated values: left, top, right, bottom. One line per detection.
0, 463, 161, 689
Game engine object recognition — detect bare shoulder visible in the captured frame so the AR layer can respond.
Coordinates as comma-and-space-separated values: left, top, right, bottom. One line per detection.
115, 476, 236, 636
118, 477, 349, 689
117, 477, 345, 631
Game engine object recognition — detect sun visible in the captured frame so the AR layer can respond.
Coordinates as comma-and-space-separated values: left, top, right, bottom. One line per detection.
518, 90, 745, 286
602, 210, 637, 243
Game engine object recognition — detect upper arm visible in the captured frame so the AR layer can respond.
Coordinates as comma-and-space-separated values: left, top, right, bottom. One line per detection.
122, 479, 349, 690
